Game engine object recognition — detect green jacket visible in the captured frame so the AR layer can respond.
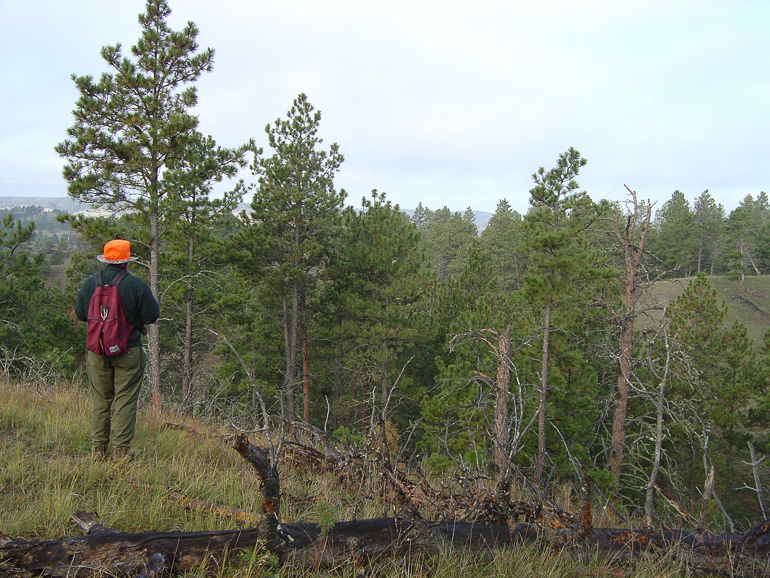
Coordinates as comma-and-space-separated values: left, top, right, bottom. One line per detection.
75, 265, 160, 349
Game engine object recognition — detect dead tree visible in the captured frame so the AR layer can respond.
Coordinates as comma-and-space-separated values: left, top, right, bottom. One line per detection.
5, 510, 770, 577
447, 328, 538, 492
600, 186, 659, 493
644, 318, 672, 528
744, 442, 768, 519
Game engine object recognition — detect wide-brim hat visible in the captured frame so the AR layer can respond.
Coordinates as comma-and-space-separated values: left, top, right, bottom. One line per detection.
96, 239, 139, 264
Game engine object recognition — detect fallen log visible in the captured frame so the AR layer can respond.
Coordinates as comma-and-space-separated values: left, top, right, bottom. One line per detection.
0, 516, 532, 577
0, 524, 261, 577
4, 514, 770, 577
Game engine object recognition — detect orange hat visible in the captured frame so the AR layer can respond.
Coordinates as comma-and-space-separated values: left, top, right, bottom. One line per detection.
96, 240, 139, 264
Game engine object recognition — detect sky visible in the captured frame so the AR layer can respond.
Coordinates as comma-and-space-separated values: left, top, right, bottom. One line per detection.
1, 0, 768, 216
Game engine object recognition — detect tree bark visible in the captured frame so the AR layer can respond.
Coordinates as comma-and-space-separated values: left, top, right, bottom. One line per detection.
147, 209, 162, 410
282, 292, 296, 429
181, 236, 194, 409
182, 288, 193, 408
748, 442, 768, 519
645, 327, 671, 528
606, 187, 652, 492
493, 326, 511, 484
300, 292, 310, 424
534, 297, 551, 485
609, 314, 633, 489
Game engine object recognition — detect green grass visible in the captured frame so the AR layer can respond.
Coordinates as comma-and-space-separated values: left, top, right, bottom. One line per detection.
638, 274, 770, 349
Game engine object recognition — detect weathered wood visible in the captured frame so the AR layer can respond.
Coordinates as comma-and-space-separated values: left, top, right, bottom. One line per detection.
0, 516, 544, 578
229, 433, 281, 552
577, 470, 593, 538
136, 552, 166, 578
0, 526, 262, 577
655, 484, 701, 530
5, 512, 770, 577
70, 511, 118, 536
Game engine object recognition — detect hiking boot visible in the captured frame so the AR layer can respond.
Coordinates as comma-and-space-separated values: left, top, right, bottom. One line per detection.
111, 447, 135, 462
91, 445, 109, 461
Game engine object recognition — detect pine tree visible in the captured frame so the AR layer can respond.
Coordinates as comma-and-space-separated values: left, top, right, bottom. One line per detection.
411, 202, 429, 230
0, 213, 79, 375
322, 191, 425, 442
55, 0, 247, 402
479, 199, 525, 293
650, 191, 697, 277
522, 147, 601, 483
1, 213, 43, 364
240, 93, 345, 426
420, 207, 478, 282
693, 190, 724, 275
723, 193, 770, 278
662, 273, 759, 511
163, 132, 249, 408
420, 241, 513, 471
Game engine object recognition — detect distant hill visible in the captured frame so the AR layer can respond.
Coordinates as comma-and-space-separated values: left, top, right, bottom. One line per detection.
4, 198, 494, 232
639, 275, 770, 353
0, 196, 91, 213
236, 203, 493, 230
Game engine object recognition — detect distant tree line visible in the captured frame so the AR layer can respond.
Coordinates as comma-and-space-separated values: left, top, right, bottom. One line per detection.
650, 189, 770, 279
0, 206, 81, 262
2, 0, 770, 531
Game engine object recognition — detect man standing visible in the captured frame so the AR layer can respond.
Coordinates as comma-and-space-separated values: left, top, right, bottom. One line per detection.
75, 240, 159, 460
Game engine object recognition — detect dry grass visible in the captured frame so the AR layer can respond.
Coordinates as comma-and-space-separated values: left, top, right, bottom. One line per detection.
0, 377, 402, 554
0, 377, 696, 577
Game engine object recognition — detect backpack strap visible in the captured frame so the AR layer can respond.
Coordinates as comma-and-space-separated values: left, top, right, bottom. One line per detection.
109, 269, 130, 288
94, 269, 129, 288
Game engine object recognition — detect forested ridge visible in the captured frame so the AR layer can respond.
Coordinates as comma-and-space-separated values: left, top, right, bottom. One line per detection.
2, 0, 770, 535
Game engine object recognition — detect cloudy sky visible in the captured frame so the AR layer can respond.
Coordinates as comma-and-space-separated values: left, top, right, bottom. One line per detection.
1, 0, 768, 216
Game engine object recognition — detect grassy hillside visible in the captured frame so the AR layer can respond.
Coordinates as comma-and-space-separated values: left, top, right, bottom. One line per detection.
0, 377, 697, 577
640, 275, 770, 350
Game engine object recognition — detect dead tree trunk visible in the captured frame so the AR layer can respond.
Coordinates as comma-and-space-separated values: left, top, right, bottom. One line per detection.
230, 434, 280, 547
0, 516, 545, 578
747, 442, 768, 520
300, 292, 310, 424
645, 321, 671, 528
493, 326, 511, 485
605, 186, 653, 493
534, 296, 552, 485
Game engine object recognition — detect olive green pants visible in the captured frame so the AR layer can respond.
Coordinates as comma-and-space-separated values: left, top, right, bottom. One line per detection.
86, 347, 146, 450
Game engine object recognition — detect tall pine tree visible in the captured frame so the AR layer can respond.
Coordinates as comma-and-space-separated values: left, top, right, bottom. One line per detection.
240, 93, 345, 426
55, 0, 247, 402
522, 147, 601, 483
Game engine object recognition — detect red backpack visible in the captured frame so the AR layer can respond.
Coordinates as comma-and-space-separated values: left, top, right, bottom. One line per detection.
86, 269, 133, 356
